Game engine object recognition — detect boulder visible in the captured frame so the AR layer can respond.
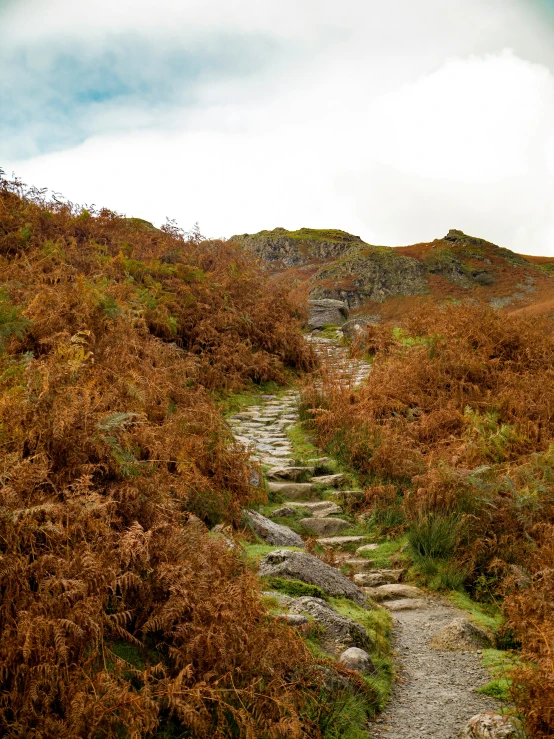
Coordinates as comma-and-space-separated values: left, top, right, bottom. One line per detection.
288, 596, 373, 654
259, 549, 368, 606
267, 481, 316, 500
266, 466, 314, 482
340, 316, 380, 339
310, 473, 348, 488
339, 647, 376, 675
300, 517, 350, 536
308, 299, 349, 330
430, 618, 493, 652
244, 510, 305, 547
458, 713, 524, 739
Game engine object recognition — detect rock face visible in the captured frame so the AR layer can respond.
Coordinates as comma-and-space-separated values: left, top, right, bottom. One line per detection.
259, 549, 368, 605
339, 647, 376, 675
308, 299, 349, 329
244, 510, 305, 547
288, 596, 373, 654
308, 247, 428, 308
231, 227, 363, 268
458, 713, 524, 739
300, 517, 350, 536
430, 618, 493, 652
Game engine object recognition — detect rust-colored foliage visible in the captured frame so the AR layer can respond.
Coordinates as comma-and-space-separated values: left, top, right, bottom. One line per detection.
302, 302, 554, 734
0, 175, 341, 738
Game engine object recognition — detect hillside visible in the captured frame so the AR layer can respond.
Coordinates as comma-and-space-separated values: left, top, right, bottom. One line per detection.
232, 227, 554, 319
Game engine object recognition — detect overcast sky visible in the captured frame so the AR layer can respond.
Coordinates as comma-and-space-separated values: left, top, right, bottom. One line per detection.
2, 0, 554, 255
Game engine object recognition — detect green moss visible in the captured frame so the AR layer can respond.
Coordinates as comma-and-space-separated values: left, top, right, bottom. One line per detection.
263, 576, 329, 600
449, 592, 504, 632
477, 678, 511, 701
241, 543, 303, 562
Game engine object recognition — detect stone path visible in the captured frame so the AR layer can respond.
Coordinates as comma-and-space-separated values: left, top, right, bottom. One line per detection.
228, 334, 503, 739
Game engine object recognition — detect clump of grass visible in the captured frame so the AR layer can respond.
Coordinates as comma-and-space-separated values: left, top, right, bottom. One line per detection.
264, 577, 329, 600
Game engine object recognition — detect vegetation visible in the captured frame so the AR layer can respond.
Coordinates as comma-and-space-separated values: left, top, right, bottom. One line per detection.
0, 174, 376, 739
301, 302, 554, 737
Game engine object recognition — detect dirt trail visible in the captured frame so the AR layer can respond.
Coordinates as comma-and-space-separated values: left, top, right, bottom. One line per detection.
229, 334, 502, 739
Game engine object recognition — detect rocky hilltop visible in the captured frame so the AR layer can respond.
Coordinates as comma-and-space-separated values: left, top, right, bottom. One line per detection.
231, 227, 554, 316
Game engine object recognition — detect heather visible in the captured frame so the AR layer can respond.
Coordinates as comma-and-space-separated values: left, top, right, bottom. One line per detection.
301, 303, 554, 736
0, 175, 368, 739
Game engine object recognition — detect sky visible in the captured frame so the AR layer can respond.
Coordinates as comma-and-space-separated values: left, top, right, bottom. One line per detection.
2, 0, 554, 255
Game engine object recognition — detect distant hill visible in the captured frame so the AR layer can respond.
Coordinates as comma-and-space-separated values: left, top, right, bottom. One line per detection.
231, 227, 554, 319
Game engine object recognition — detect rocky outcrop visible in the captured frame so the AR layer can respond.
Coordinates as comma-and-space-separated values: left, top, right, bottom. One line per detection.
243, 510, 305, 547
458, 713, 524, 739
430, 618, 493, 652
309, 246, 428, 308
259, 549, 368, 605
288, 596, 373, 654
231, 228, 364, 268
307, 299, 349, 329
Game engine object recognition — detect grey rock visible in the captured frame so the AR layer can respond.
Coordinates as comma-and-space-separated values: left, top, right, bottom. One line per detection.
458, 713, 524, 739
270, 505, 298, 518
343, 558, 375, 573
430, 618, 493, 652
385, 598, 428, 611
259, 549, 368, 605
288, 596, 373, 654
300, 517, 350, 536
353, 569, 405, 586
308, 299, 349, 330
364, 584, 424, 602
339, 647, 376, 675
289, 501, 342, 517
317, 535, 368, 550
356, 543, 379, 554
310, 473, 347, 488
266, 466, 314, 482
244, 510, 305, 547
341, 316, 380, 339
267, 481, 316, 500
275, 613, 309, 626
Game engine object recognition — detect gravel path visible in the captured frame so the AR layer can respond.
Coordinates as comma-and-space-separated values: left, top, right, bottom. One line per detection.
371, 598, 500, 739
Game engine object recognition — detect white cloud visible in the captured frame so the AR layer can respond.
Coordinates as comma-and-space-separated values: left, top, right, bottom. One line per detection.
3, 1, 554, 255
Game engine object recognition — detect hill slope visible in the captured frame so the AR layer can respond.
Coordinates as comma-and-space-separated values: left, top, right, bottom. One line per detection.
232, 227, 554, 317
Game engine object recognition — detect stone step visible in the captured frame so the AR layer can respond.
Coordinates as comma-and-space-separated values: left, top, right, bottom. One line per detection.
288, 501, 342, 517
266, 466, 315, 482
300, 517, 350, 536
353, 569, 405, 587
310, 473, 348, 489
330, 490, 364, 502
363, 583, 424, 602
356, 543, 379, 554
385, 598, 428, 611
267, 482, 317, 501
316, 535, 368, 550
343, 558, 375, 573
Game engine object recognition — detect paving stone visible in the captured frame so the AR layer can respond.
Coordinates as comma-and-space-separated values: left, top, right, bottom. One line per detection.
300, 517, 350, 536
267, 481, 317, 500
317, 535, 368, 550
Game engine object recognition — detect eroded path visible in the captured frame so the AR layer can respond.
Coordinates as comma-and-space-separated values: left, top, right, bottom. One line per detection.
228, 335, 502, 739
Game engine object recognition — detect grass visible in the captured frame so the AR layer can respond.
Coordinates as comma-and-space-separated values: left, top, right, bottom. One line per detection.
476, 648, 522, 702
356, 538, 406, 568
449, 592, 504, 632
286, 422, 322, 462
241, 543, 303, 563
219, 381, 283, 417
329, 598, 394, 710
